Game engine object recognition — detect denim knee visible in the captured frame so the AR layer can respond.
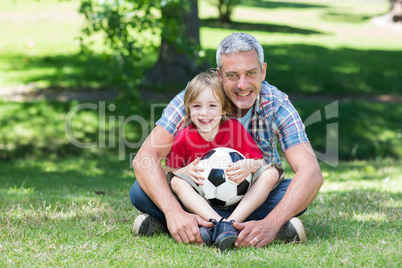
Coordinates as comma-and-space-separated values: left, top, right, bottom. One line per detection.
129, 181, 167, 224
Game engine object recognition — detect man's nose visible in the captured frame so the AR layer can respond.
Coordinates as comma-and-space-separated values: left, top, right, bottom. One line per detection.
237, 75, 247, 90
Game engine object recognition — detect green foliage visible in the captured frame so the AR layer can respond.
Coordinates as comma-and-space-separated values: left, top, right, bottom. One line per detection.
78, 0, 159, 98
78, 0, 201, 95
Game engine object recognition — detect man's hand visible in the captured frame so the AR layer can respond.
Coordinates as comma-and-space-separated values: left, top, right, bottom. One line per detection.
233, 219, 280, 248
166, 209, 213, 244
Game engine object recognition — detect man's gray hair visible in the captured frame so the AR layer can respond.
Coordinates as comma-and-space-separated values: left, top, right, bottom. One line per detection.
216, 33, 264, 70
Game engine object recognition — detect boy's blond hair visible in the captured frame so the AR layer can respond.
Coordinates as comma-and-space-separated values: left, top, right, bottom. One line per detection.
183, 69, 232, 127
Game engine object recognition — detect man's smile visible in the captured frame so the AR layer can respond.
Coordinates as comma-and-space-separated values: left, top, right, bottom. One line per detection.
235, 91, 252, 97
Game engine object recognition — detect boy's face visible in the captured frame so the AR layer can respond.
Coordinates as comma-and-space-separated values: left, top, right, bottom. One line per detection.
218, 50, 267, 118
190, 87, 223, 138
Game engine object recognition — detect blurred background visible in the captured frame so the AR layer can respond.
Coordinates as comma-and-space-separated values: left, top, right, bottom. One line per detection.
0, 0, 401, 162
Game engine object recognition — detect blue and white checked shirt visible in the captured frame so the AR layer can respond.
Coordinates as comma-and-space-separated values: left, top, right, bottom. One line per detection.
156, 81, 309, 165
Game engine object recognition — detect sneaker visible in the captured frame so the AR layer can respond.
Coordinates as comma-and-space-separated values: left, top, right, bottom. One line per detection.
276, 217, 307, 243
214, 219, 238, 251
131, 213, 168, 236
199, 219, 217, 246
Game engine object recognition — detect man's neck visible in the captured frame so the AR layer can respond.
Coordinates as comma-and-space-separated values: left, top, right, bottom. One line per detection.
233, 108, 251, 118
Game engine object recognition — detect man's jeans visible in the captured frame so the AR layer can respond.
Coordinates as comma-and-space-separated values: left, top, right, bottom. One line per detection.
129, 179, 305, 225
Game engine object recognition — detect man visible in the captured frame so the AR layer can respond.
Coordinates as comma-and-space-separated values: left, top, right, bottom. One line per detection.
130, 33, 323, 248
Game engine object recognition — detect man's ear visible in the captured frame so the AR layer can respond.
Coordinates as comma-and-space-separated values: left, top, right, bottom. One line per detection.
261, 62, 267, 81
216, 67, 223, 82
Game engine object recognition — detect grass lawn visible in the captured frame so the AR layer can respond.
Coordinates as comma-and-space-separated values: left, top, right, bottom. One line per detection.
1, 156, 401, 267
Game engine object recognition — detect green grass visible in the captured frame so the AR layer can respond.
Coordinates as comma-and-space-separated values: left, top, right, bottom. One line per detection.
1, 157, 401, 266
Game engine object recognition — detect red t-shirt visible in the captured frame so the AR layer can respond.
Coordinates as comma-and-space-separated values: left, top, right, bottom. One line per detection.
165, 119, 263, 168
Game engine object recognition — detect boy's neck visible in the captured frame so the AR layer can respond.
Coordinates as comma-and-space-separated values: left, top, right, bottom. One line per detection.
198, 128, 219, 142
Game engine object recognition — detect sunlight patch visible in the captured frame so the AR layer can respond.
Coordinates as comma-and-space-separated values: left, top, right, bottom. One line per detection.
6, 187, 35, 196
353, 212, 387, 222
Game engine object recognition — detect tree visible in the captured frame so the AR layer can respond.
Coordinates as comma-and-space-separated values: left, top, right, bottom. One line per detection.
79, 0, 203, 97
143, 0, 203, 89
209, 0, 240, 23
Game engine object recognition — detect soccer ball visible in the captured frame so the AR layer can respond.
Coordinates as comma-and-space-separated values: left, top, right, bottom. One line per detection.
196, 147, 252, 208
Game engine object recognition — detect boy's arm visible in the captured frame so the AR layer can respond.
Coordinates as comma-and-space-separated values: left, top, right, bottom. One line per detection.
163, 166, 179, 173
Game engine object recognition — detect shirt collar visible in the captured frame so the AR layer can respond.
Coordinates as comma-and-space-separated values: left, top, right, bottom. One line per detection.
252, 88, 262, 114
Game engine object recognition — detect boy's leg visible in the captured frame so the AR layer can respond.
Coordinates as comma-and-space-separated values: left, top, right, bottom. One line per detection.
243, 179, 307, 221
227, 167, 279, 223
171, 176, 221, 221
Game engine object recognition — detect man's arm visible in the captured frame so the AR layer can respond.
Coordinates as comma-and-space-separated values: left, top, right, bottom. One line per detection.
133, 126, 211, 244
233, 142, 323, 247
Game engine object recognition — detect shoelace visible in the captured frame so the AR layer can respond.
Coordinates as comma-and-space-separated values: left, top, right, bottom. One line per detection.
211, 218, 235, 242
211, 218, 223, 242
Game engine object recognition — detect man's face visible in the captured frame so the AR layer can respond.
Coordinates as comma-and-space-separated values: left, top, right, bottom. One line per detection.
217, 50, 267, 117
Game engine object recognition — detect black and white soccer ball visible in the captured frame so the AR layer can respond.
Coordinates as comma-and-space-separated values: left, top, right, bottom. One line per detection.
196, 147, 252, 208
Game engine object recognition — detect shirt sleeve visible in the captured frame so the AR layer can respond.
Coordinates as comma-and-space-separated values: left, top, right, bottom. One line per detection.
155, 90, 186, 137
275, 98, 309, 151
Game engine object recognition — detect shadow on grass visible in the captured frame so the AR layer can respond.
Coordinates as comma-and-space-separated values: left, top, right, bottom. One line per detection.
1, 53, 119, 91
321, 12, 374, 23
0, 99, 165, 160
204, 44, 401, 97
239, 0, 328, 9
201, 19, 324, 35
0, 97, 401, 161
238, 0, 380, 24
294, 100, 402, 160
0, 155, 129, 192
4, 44, 400, 99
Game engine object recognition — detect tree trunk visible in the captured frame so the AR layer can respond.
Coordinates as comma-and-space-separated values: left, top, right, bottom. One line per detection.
143, 0, 201, 90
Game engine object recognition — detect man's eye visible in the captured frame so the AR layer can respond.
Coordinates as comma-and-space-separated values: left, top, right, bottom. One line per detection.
248, 72, 256, 76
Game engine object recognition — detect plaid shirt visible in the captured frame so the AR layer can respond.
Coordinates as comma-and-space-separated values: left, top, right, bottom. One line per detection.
156, 81, 309, 165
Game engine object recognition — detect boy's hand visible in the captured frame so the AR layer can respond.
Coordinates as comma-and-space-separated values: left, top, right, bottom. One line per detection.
225, 159, 263, 184
176, 157, 205, 185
